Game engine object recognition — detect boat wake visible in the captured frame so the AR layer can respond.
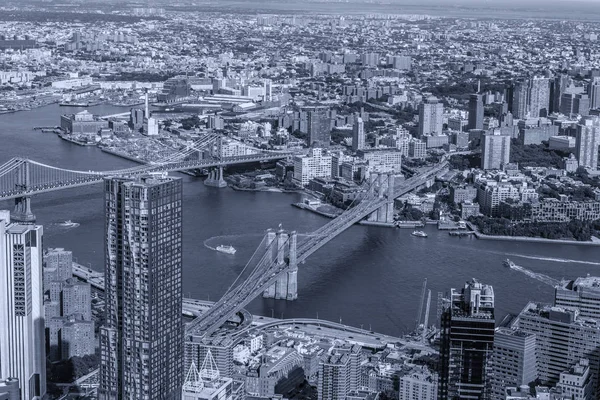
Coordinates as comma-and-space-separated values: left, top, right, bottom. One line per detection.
507, 253, 600, 266
507, 262, 561, 287
54, 221, 80, 229
203, 232, 318, 252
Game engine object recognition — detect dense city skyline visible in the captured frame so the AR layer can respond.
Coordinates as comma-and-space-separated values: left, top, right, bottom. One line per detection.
1, 0, 600, 399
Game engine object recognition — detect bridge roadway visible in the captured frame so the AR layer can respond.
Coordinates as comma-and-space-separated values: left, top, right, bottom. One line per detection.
0, 152, 292, 201
182, 299, 435, 352
188, 161, 449, 337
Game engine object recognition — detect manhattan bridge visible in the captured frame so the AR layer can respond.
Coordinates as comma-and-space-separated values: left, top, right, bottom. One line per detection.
0, 132, 449, 371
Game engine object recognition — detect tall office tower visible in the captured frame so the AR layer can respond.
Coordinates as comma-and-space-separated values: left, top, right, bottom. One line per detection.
555, 277, 600, 320
489, 328, 537, 400
481, 131, 511, 170
438, 279, 495, 400
352, 117, 365, 152
551, 74, 571, 114
306, 106, 331, 148
418, 97, 444, 137
589, 77, 600, 110
516, 303, 600, 389
575, 116, 600, 170
99, 175, 183, 400
528, 76, 550, 117
512, 81, 529, 119
0, 211, 46, 400
468, 94, 484, 130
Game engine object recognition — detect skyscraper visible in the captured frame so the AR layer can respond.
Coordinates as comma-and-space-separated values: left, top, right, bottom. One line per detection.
306, 106, 331, 148
418, 97, 444, 136
99, 174, 184, 400
589, 77, 600, 110
529, 76, 550, 117
489, 328, 537, 400
352, 117, 365, 152
512, 81, 529, 119
481, 130, 511, 170
438, 279, 495, 400
551, 74, 571, 114
0, 210, 46, 400
516, 302, 600, 389
575, 116, 600, 170
468, 94, 484, 131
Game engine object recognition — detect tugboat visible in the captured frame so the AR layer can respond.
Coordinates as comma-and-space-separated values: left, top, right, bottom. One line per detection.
411, 230, 428, 238
216, 245, 237, 255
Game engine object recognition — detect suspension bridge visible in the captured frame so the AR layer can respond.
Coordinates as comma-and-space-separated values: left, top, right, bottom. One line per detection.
0, 133, 293, 220
184, 159, 449, 369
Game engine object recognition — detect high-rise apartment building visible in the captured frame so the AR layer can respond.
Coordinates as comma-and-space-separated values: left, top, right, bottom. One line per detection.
418, 97, 443, 137
318, 353, 351, 400
589, 77, 600, 110
512, 81, 529, 119
305, 106, 331, 148
438, 279, 495, 400
489, 328, 537, 400
529, 76, 550, 117
292, 148, 332, 186
468, 94, 484, 130
99, 175, 183, 400
516, 303, 600, 389
398, 366, 438, 400
352, 117, 365, 152
481, 131, 511, 170
0, 211, 46, 400
575, 117, 600, 170
43, 248, 93, 361
551, 74, 571, 114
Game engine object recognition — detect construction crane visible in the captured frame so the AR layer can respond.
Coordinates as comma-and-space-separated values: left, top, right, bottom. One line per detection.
415, 278, 427, 332
422, 290, 432, 344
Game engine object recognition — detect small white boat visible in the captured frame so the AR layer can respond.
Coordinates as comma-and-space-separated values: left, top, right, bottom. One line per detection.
216, 245, 236, 255
411, 230, 428, 238
504, 259, 516, 269
59, 220, 78, 227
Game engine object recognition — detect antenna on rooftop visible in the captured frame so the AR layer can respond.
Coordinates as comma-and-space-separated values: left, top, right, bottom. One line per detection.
199, 349, 220, 383
183, 361, 204, 393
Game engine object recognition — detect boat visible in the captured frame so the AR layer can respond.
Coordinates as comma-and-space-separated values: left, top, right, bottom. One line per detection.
216, 245, 236, 255
59, 220, 78, 227
411, 230, 428, 238
59, 102, 89, 107
504, 259, 516, 269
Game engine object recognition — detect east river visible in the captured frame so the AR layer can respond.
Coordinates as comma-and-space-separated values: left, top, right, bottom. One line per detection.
1, 104, 599, 336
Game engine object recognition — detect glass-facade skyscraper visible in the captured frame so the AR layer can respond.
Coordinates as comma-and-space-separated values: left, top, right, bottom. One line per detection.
99, 174, 183, 400
0, 210, 46, 400
439, 279, 495, 400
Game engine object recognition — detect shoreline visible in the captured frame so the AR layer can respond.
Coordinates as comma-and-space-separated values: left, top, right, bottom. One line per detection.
467, 222, 600, 247
230, 184, 302, 194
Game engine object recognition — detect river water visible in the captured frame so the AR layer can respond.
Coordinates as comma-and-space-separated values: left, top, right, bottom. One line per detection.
1, 104, 599, 336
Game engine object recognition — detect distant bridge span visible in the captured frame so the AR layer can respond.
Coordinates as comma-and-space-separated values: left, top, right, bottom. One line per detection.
0, 133, 293, 202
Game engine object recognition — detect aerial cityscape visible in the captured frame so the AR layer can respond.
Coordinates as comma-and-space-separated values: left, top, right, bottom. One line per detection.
1, 0, 600, 399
